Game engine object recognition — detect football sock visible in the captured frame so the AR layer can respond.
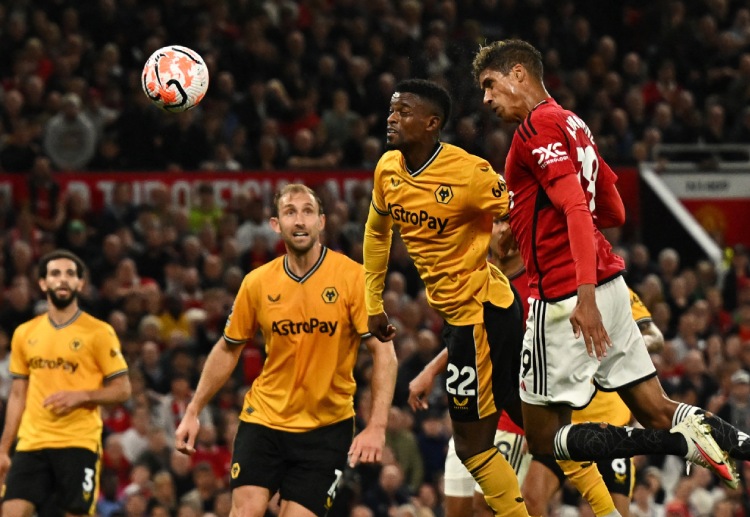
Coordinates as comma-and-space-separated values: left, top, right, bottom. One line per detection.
674, 403, 750, 460
463, 447, 530, 517
557, 459, 617, 517
554, 423, 687, 461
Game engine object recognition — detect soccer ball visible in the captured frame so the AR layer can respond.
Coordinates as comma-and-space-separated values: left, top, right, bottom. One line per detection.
141, 45, 209, 112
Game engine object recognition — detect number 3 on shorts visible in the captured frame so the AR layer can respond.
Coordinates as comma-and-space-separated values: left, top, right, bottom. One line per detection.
82, 467, 95, 493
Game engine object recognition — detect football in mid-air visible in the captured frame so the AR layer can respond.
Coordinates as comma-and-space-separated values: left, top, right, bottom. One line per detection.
142, 45, 209, 112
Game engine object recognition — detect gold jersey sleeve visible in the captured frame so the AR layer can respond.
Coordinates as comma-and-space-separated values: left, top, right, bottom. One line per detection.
366, 144, 513, 325
225, 248, 370, 432
574, 289, 651, 426
9, 311, 128, 452
629, 288, 652, 324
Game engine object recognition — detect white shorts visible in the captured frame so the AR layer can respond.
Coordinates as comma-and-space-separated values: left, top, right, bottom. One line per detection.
519, 276, 656, 408
443, 431, 530, 497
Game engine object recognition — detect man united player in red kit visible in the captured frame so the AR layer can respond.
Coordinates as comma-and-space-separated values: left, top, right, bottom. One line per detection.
473, 39, 750, 492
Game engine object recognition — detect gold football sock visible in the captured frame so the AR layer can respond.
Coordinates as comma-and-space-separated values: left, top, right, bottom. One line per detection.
557, 459, 616, 516
464, 448, 529, 517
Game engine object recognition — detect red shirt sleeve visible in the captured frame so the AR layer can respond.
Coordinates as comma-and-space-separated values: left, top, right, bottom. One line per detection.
591, 168, 626, 228
545, 174, 598, 286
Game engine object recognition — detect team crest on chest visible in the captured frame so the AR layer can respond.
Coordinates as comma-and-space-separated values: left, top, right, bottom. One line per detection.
434, 185, 454, 204
69, 339, 83, 351
322, 287, 339, 303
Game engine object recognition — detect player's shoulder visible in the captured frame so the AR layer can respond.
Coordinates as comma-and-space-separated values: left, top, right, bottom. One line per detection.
244, 256, 285, 285
375, 150, 402, 171
439, 143, 493, 176
515, 99, 569, 143
441, 143, 488, 165
77, 311, 119, 336
323, 248, 365, 275
12, 314, 46, 337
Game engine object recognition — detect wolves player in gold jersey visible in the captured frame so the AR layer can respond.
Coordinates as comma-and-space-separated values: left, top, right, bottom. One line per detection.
364, 79, 535, 516
0, 250, 131, 516
176, 184, 397, 517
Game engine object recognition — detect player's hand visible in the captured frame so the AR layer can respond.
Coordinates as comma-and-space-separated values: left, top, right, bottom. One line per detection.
570, 285, 611, 360
408, 369, 436, 412
368, 313, 396, 342
348, 425, 385, 467
43, 391, 90, 416
493, 219, 518, 258
175, 411, 200, 455
0, 452, 11, 486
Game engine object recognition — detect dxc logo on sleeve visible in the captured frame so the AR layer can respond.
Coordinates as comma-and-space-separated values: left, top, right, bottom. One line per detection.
531, 142, 567, 168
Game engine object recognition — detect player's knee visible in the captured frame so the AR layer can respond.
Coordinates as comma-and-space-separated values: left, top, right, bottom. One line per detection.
633, 398, 676, 429
231, 494, 267, 517
525, 433, 555, 456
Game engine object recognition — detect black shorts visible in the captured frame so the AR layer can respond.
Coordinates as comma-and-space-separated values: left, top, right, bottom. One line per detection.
230, 418, 354, 517
442, 295, 524, 426
3, 448, 100, 515
598, 457, 634, 498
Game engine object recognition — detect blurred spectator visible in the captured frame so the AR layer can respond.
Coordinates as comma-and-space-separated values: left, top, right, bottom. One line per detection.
157, 374, 213, 437
120, 405, 153, 464
97, 469, 124, 517
722, 244, 750, 313
24, 155, 64, 233
188, 184, 224, 234
363, 463, 412, 517
100, 182, 138, 238
235, 196, 278, 254
0, 119, 40, 173
385, 407, 424, 493
180, 461, 221, 514
149, 470, 179, 516
42, 92, 97, 170
160, 111, 211, 171
322, 89, 360, 147
0, 276, 35, 334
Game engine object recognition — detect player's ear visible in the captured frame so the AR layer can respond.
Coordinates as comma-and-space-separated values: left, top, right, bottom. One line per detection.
513, 64, 525, 82
318, 213, 326, 231
426, 115, 442, 132
38, 278, 47, 293
269, 217, 281, 234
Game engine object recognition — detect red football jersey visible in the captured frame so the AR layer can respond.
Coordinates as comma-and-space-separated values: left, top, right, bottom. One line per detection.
505, 98, 624, 301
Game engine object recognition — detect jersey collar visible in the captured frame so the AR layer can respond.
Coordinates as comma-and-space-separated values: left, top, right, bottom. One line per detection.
48, 309, 82, 330
404, 142, 443, 177
283, 246, 328, 283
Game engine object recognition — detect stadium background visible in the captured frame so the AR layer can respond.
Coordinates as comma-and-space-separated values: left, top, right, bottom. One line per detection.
1, 0, 750, 516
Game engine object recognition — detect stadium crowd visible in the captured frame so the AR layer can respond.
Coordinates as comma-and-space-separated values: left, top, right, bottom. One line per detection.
1, 0, 750, 516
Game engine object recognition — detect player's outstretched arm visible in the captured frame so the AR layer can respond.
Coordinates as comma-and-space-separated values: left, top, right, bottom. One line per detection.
349, 336, 397, 467
176, 336, 244, 455
0, 378, 28, 483
408, 348, 448, 412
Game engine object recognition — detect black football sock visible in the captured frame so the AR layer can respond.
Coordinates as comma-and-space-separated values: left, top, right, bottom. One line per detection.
554, 423, 687, 461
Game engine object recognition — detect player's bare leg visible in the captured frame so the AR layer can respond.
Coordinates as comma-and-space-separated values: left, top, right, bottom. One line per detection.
230, 485, 272, 517
1, 499, 36, 517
